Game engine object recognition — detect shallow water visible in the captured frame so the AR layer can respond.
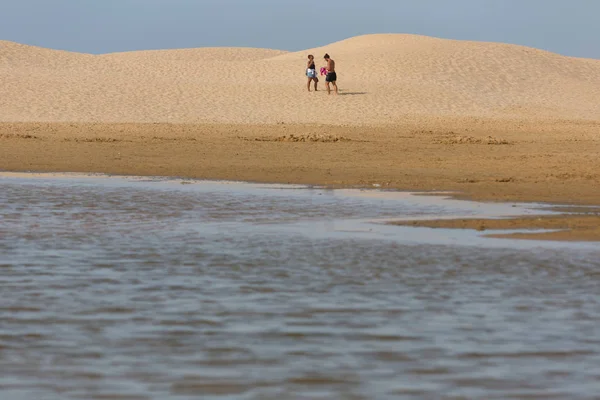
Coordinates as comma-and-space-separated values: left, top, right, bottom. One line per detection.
1, 173, 599, 400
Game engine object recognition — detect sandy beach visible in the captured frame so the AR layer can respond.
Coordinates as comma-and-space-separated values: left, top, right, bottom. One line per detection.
2, 34, 600, 240
3, 34, 600, 124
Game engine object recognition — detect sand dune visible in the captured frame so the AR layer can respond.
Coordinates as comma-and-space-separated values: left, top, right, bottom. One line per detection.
1, 34, 600, 124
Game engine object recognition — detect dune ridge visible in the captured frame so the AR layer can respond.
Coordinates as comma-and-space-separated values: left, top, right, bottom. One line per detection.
1, 34, 600, 124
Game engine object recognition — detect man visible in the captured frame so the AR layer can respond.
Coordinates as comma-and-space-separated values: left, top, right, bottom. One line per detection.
323, 53, 338, 95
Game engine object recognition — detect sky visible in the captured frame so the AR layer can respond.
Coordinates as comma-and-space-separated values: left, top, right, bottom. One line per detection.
1, 0, 599, 58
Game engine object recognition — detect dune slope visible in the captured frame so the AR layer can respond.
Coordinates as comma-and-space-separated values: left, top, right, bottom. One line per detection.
1, 35, 599, 124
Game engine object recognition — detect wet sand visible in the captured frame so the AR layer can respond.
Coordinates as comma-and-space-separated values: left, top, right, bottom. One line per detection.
1, 120, 599, 204
2, 121, 599, 241
391, 214, 600, 242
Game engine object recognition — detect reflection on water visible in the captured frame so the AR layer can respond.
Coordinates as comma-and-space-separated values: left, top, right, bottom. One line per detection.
1, 174, 599, 400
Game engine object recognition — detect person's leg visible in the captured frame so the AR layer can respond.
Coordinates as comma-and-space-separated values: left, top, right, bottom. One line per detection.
307, 77, 312, 92
314, 78, 318, 91
332, 81, 338, 95
325, 81, 331, 94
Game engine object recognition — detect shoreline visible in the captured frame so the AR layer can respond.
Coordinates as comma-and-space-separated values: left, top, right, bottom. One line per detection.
2, 170, 599, 243
2, 121, 600, 241
390, 214, 600, 242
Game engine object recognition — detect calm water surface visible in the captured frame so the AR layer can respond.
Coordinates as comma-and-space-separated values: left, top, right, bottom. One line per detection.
1, 174, 599, 400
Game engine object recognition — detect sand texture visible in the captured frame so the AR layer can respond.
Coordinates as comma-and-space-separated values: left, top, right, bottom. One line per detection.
2, 34, 600, 124
2, 120, 600, 203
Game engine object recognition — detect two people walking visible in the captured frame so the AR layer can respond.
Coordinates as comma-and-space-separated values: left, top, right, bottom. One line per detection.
306, 53, 338, 95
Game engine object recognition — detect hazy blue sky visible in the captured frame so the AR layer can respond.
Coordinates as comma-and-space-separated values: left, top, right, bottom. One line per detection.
1, 0, 599, 58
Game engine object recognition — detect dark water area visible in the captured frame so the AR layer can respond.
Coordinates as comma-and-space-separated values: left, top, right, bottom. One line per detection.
1, 174, 599, 399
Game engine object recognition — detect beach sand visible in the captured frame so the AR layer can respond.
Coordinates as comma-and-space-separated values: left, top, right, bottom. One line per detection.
3, 34, 600, 124
391, 213, 600, 242
2, 34, 600, 240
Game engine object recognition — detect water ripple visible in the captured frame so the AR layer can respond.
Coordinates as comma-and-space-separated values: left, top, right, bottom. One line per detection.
1, 175, 599, 399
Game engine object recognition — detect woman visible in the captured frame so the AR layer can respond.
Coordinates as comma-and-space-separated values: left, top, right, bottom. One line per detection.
306, 54, 318, 92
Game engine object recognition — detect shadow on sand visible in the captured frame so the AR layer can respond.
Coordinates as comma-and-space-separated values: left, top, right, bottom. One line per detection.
337, 91, 368, 96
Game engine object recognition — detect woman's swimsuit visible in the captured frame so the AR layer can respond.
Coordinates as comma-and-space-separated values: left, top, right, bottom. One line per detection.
307, 62, 317, 78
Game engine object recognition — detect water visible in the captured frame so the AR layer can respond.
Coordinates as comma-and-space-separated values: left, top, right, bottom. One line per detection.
1, 173, 599, 400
